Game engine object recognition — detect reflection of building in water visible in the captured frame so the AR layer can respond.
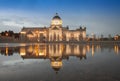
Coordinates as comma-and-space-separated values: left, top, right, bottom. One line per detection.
20, 47, 26, 56
20, 44, 47, 59
72, 44, 86, 60
0, 47, 16, 56
86, 44, 90, 53
48, 44, 63, 73
92, 44, 95, 56
19, 44, 87, 72
114, 45, 119, 54
1, 44, 119, 72
64, 44, 87, 60
50, 56, 62, 73
49, 44, 63, 58
20, 13, 86, 42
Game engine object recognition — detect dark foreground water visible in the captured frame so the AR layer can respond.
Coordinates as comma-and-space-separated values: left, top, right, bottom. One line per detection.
0, 43, 120, 81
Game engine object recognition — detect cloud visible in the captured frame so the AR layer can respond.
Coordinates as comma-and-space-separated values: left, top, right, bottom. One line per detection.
0, 11, 120, 36
2, 21, 22, 27
63, 13, 120, 36
0, 15, 47, 32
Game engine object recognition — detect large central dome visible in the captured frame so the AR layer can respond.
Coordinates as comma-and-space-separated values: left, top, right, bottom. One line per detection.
52, 13, 61, 20
51, 13, 62, 26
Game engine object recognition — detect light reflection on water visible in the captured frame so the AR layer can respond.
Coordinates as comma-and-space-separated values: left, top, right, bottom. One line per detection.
0, 43, 120, 81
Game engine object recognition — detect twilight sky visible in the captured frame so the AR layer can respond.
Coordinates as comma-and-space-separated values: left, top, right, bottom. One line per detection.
0, 0, 120, 37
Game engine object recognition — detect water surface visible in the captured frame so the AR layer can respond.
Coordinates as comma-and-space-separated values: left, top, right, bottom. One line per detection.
0, 43, 120, 81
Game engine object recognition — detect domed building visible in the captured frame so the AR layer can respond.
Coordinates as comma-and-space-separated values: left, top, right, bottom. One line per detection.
51, 13, 62, 26
20, 13, 86, 42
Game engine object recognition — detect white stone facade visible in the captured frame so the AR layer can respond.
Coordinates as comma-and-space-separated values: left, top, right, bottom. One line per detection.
20, 13, 86, 42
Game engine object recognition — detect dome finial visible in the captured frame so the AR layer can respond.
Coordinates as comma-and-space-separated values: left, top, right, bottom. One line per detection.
56, 13, 58, 16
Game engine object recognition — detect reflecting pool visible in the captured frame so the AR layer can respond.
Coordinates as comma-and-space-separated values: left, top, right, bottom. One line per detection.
0, 43, 120, 81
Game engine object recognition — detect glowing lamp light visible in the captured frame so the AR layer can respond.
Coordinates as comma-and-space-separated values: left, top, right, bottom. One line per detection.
39, 52, 44, 56
20, 53, 26, 56
39, 50, 46, 56
51, 61, 62, 68
20, 31, 26, 34
6, 47, 8, 55
20, 47, 26, 56
6, 33, 8, 36
51, 19, 62, 26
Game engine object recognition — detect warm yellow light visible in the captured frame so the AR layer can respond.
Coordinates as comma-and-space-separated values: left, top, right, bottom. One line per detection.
39, 50, 46, 56
39, 52, 44, 56
27, 45, 33, 53
66, 45, 71, 55
20, 47, 26, 56
92, 45, 95, 56
20, 43, 26, 46
20, 31, 26, 34
114, 45, 119, 54
6, 33, 8, 36
27, 34, 34, 38
34, 45, 39, 56
51, 61, 62, 68
6, 47, 8, 55
83, 47, 86, 55
39, 31, 45, 33
51, 19, 62, 26
86, 45, 90, 52
20, 53, 26, 56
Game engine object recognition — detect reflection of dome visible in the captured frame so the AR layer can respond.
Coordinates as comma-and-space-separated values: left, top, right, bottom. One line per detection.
51, 13, 62, 26
53, 67, 60, 74
51, 60, 62, 73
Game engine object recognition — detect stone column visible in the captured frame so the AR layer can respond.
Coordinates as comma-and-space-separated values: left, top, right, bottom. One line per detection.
83, 31, 86, 40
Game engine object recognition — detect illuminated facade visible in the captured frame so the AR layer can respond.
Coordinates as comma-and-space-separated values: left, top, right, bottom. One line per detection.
20, 13, 86, 42
19, 44, 87, 72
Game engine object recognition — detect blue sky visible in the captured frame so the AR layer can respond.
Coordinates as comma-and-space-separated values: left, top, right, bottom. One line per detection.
0, 0, 120, 37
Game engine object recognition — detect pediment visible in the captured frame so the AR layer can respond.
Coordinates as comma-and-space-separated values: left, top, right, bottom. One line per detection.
27, 31, 33, 35
52, 26, 60, 30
